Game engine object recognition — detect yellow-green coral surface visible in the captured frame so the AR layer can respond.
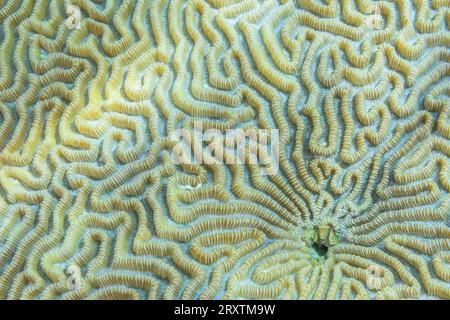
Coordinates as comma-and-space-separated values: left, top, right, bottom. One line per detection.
0, 0, 449, 300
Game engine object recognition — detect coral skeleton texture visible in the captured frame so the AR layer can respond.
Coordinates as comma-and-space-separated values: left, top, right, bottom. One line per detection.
0, 0, 449, 300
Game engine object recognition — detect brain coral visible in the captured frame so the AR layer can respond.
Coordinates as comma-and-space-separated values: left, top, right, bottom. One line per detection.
0, 0, 449, 300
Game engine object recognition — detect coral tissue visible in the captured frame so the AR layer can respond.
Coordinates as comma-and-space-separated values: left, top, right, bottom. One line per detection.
0, 0, 449, 300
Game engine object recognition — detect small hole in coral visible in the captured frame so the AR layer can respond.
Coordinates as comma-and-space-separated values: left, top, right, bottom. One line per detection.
312, 243, 328, 258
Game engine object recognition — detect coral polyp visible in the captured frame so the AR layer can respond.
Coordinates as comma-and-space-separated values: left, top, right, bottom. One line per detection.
0, 0, 449, 300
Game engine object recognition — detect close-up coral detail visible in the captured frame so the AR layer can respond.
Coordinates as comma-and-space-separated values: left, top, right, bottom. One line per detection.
0, 0, 449, 300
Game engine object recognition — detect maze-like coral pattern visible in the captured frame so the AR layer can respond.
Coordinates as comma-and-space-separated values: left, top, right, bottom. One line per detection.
0, 0, 449, 300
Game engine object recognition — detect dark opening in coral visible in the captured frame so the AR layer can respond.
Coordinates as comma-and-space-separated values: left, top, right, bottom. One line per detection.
312, 243, 328, 258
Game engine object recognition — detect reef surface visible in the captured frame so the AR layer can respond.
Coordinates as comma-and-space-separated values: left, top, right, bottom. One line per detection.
0, 0, 449, 299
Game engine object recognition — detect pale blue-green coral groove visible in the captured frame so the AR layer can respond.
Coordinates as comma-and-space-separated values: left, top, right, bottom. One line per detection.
0, 0, 449, 300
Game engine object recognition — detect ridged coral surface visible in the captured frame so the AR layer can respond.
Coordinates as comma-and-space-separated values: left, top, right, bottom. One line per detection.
0, 0, 449, 300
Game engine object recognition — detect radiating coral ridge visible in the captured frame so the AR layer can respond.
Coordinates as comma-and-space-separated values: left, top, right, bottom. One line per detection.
0, 0, 449, 300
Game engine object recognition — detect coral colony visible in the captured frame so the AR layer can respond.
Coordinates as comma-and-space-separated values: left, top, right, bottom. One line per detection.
0, 0, 449, 300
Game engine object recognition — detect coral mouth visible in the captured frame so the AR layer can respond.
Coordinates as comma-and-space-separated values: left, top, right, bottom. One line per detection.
310, 243, 329, 261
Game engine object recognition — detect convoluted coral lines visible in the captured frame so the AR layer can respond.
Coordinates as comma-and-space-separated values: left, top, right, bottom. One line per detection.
0, 0, 449, 300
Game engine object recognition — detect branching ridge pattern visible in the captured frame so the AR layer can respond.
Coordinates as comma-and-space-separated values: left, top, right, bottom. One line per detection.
0, 0, 449, 300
